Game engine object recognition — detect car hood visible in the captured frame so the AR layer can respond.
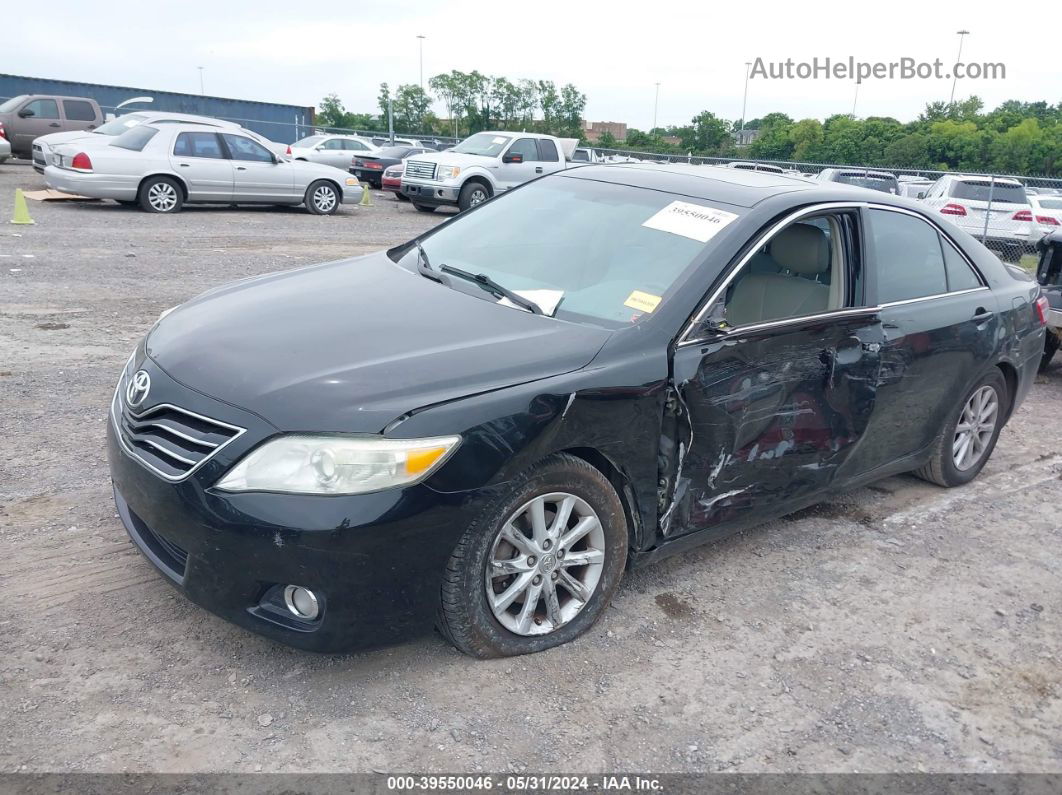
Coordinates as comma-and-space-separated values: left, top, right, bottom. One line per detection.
146, 251, 611, 433
408, 151, 499, 171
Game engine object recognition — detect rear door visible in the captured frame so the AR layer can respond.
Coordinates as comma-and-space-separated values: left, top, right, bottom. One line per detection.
534, 139, 566, 178
222, 133, 294, 202
847, 206, 997, 474
669, 207, 884, 538
61, 99, 100, 131
170, 131, 233, 201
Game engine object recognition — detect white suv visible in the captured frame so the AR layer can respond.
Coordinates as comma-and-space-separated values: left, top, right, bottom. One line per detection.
921, 174, 1040, 260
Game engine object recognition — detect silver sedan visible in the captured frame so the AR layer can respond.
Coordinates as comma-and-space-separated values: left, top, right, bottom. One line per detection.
44, 123, 360, 214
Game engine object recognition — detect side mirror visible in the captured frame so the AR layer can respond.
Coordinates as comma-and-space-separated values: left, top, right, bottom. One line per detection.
18, 108, 34, 118
502, 152, 524, 164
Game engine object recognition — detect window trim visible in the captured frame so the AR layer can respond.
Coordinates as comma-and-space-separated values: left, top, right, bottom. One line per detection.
24, 98, 60, 120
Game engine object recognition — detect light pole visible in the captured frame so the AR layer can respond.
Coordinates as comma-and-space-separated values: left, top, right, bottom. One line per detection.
739, 62, 752, 135
851, 77, 861, 118
197, 66, 205, 95
949, 29, 970, 106
417, 35, 426, 90
652, 82, 660, 132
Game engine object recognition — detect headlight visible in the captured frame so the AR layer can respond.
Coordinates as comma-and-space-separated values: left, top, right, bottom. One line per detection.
438, 165, 461, 179
215, 434, 461, 495
345, 177, 358, 186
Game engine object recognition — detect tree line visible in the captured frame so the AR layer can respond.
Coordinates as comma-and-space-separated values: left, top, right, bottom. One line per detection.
315, 71, 587, 140
599, 97, 1062, 177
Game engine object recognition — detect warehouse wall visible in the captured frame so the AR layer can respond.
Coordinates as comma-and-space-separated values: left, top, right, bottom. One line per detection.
0, 74, 315, 144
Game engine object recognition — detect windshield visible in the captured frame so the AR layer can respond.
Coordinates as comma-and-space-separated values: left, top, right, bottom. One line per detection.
0, 95, 28, 113
392, 176, 742, 329
293, 136, 325, 148
834, 173, 899, 193
952, 180, 1027, 204
451, 133, 512, 157
93, 113, 150, 136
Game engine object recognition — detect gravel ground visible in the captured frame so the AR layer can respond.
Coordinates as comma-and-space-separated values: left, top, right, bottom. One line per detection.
0, 162, 1060, 774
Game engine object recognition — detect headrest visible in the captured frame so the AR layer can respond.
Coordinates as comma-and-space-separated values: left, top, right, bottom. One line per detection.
771, 223, 830, 274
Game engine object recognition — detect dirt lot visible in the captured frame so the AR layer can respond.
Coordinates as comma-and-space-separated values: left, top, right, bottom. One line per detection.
0, 162, 1060, 775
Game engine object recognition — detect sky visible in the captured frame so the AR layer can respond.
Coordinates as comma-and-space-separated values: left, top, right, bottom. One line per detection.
9, 0, 1060, 129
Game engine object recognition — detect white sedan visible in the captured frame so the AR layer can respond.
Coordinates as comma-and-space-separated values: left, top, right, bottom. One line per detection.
44, 123, 360, 214
286, 134, 379, 168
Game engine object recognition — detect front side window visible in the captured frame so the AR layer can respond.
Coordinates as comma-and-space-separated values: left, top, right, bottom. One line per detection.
222, 134, 273, 162
714, 215, 848, 328
173, 131, 224, 159
506, 138, 539, 161
63, 100, 96, 121
111, 126, 158, 152
394, 176, 742, 328
321, 139, 344, 150
869, 209, 947, 303
22, 98, 59, 119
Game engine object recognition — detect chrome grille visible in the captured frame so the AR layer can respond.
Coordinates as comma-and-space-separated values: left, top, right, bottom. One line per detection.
404, 160, 437, 180
111, 369, 245, 482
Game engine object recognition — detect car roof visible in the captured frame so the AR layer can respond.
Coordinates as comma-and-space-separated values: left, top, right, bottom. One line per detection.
947, 174, 1023, 186
129, 111, 237, 125
560, 162, 921, 209
477, 130, 556, 139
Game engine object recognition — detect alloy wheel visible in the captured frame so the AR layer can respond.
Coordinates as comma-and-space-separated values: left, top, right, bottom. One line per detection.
469, 188, 487, 206
148, 182, 178, 212
485, 492, 606, 636
313, 186, 337, 212
953, 385, 999, 471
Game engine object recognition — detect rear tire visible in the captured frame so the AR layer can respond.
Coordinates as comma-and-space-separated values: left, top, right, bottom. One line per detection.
305, 180, 340, 215
458, 181, 490, 212
437, 454, 628, 658
138, 176, 183, 214
1040, 333, 1059, 372
913, 369, 1008, 487
413, 203, 436, 213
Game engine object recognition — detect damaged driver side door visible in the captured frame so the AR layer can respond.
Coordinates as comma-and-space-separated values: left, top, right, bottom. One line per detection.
664, 207, 884, 539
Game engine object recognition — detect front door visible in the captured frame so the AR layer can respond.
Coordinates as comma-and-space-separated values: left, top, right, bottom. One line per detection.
12, 97, 62, 153
170, 131, 234, 201
668, 209, 884, 537
495, 138, 540, 190
222, 133, 295, 202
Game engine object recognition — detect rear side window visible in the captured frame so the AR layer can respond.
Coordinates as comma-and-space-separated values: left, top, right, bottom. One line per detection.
950, 180, 1027, 205
869, 209, 947, 303
173, 131, 224, 159
942, 239, 982, 291
537, 139, 559, 161
22, 98, 59, 119
112, 126, 158, 152
63, 100, 96, 121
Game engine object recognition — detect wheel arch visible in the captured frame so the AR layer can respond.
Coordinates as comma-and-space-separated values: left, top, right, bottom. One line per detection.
137, 172, 187, 200
460, 174, 494, 197
558, 446, 645, 559
995, 359, 1019, 421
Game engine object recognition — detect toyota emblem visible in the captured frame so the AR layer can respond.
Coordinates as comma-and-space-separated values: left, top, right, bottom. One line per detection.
126, 370, 151, 407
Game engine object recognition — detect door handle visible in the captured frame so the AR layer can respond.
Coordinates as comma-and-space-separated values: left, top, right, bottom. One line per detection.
535, 166, 543, 173
49, 122, 61, 127
178, 163, 190, 167
236, 166, 247, 171
972, 307, 995, 324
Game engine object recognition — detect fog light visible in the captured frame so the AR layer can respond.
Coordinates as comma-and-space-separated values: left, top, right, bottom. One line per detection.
283, 585, 320, 620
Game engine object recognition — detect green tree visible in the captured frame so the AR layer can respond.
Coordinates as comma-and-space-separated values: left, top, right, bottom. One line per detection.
788, 118, 824, 161
393, 84, 432, 133
685, 111, 730, 153
557, 84, 587, 137
537, 80, 560, 132
317, 93, 348, 128
429, 72, 462, 137
749, 113, 794, 160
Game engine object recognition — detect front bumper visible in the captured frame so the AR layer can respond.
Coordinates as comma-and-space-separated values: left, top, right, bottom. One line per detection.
107, 358, 475, 652
43, 165, 138, 200
401, 179, 460, 206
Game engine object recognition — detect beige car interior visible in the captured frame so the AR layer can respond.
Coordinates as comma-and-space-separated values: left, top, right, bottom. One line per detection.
722, 216, 845, 327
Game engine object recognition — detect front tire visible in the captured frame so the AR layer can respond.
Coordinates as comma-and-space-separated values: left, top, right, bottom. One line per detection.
438, 454, 628, 658
458, 181, 490, 212
914, 369, 1008, 487
138, 177, 183, 214
413, 203, 436, 213
305, 180, 340, 215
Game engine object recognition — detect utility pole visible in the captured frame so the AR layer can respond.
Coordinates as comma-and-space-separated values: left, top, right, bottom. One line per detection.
852, 77, 861, 118
739, 62, 752, 135
652, 82, 660, 132
949, 30, 970, 106
416, 35, 426, 90
197, 66, 205, 95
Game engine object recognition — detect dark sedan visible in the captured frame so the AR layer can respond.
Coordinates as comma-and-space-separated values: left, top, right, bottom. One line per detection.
351, 146, 433, 187
108, 165, 1047, 658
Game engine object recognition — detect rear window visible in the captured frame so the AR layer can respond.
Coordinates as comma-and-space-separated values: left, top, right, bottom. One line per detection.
834, 173, 899, 193
1038, 198, 1062, 210
951, 180, 1027, 204
111, 125, 159, 151
293, 136, 325, 147
376, 147, 411, 158
94, 113, 149, 136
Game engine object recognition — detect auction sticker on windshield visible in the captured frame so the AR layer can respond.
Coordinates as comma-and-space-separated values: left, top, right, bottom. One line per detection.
642, 201, 738, 243
623, 290, 662, 313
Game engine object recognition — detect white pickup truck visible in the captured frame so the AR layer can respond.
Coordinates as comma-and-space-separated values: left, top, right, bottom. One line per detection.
400, 131, 579, 212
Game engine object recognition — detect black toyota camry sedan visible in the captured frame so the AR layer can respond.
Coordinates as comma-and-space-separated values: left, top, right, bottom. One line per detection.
108, 164, 1047, 658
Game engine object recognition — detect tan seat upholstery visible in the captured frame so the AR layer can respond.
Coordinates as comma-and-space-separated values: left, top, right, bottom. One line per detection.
726, 224, 833, 326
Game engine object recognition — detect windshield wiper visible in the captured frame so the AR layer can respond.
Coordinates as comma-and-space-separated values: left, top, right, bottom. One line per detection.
439, 265, 543, 315
414, 239, 447, 283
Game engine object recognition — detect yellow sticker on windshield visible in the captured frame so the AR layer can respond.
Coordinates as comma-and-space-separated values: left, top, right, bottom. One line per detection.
624, 290, 662, 313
